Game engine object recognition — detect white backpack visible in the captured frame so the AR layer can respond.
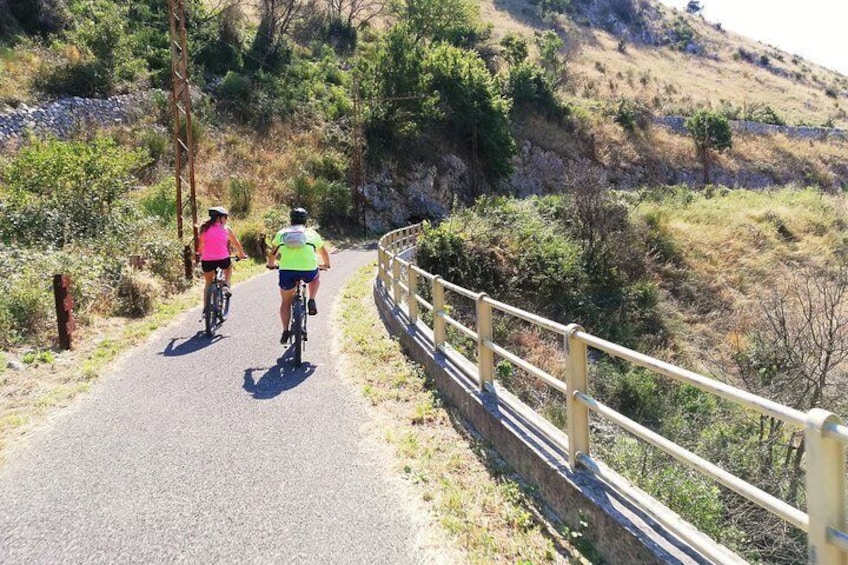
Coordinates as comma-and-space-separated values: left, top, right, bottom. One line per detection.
281, 225, 309, 249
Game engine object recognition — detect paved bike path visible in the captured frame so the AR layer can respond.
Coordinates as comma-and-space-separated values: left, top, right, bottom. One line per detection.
0, 247, 428, 563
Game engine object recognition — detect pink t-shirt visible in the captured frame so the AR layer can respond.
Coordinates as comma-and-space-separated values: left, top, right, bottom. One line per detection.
200, 224, 230, 261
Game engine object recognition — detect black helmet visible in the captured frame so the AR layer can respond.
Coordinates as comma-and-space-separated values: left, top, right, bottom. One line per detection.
290, 207, 308, 225
209, 206, 229, 219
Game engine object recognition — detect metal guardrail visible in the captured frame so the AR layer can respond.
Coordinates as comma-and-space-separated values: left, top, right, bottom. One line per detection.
377, 224, 848, 565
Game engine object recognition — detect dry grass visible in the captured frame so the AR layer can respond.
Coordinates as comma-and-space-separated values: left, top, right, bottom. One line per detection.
0, 43, 49, 105
482, 0, 847, 128
635, 187, 848, 367
334, 264, 593, 564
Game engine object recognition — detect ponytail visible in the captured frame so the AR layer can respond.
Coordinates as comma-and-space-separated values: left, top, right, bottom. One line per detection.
198, 218, 215, 235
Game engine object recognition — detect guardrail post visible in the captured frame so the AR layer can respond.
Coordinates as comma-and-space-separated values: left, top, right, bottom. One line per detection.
566, 324, 590, 467
476, 293, 494, 392
377, 247, 386, 288
392, 258, 401, 305
805, 409, 847, 565
433, 276, 445, 351
408, 267, 418, 325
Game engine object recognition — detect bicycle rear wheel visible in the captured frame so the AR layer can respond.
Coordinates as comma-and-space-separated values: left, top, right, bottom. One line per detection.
204, 285, 216, 337
292, 300, 303, 366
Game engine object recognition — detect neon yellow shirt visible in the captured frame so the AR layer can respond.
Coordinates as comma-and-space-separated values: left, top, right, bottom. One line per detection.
272, 227, 323, 271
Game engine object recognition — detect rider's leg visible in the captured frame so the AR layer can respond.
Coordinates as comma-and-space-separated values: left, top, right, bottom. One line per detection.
202, 270, 214, 308
307, 276, 321, 300
279, 288, 295, 331
307, 275, 321, 315
223, 265, 233, 295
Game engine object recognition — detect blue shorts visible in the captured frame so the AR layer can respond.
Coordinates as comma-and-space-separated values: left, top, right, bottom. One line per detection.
278, 269, 319, 291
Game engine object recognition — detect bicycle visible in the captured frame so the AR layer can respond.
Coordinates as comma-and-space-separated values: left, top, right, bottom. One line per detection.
204, 256, 240, 337
267, 265, 327, 366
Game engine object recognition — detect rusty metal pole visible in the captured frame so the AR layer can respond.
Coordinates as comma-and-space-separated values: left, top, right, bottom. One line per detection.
169, 0, 199, 278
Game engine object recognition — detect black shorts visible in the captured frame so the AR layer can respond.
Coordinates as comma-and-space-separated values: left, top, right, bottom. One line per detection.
201, 258, 231, 273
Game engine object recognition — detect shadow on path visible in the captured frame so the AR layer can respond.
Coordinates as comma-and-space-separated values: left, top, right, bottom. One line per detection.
242, 348, 317, 400
161, 332, 229, 357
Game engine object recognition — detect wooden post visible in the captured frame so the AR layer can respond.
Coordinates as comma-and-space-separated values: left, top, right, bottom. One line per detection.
566, 324, 590, 467
392, 259, 401, 305
183, 244, 194, 280
476, 293, 493, 391
258, 232, 268, 260
805, 409, 847, 565
408, 267, 418, 325
52, 274, 75, 350
433, 276, 445, 351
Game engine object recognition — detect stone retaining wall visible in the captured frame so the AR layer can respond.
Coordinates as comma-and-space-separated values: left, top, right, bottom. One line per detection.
0, 91, 161, 145
655, 115, 847, 140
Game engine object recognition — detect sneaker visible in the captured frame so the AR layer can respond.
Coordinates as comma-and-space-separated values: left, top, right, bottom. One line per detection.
280, 330, 291, 344
307, 299, 318, 316
223, 284, 232, 298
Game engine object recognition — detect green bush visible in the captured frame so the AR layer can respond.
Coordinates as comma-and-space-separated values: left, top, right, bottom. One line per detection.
35, 6, 144, 97
1, 137, 149, 247
289, 175, 354, 229
237, 221, 267, 260
503, 62, 568, 121
425, 43, 515, 179
217, 71, 254, 123
138, 180, 177, 225
612, 97, 652, 134
0, 272, 53, 345
228, 178, 254, 218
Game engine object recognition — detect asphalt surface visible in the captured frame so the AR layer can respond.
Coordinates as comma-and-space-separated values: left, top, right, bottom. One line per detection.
0, 247, 427, 564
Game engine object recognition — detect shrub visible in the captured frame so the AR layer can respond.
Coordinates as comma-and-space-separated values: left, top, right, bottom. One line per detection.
217, 71, 254, 123
228, 178, 254, 218
745, 103, 785, 125
503, 62, 568, 121
115, 269, 159, 318
138, 180, 177, 225
237, 221, 268, 260
612, 97, 652, 134
35, 7, 144, 97
499, 32, 528, 66
288, 175, 354, 228
0, 272, 53, 345
1, 136, 149, 247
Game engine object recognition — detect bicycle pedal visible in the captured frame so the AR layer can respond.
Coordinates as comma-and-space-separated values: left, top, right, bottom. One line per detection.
303, 333, 308, 342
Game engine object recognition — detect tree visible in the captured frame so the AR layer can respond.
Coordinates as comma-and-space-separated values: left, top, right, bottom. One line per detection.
425, 44, 515, 179
686, 0, 703, 14
325, 0, 385, 28
535, 30, 566, 87
685, 110, 731, 185
390, 0, 483, 47
248, 0, 304, 71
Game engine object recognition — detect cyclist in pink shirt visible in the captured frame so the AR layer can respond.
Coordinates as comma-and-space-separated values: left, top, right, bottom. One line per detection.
197, 207, 247, 305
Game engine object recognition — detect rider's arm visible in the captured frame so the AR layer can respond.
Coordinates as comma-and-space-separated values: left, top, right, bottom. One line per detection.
227, 227, 248, 259
319, 246, 331, 269
267, 233, 280, 268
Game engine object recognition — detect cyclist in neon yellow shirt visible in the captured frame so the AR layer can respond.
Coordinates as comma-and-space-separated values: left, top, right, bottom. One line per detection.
267, 208, 331, 344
